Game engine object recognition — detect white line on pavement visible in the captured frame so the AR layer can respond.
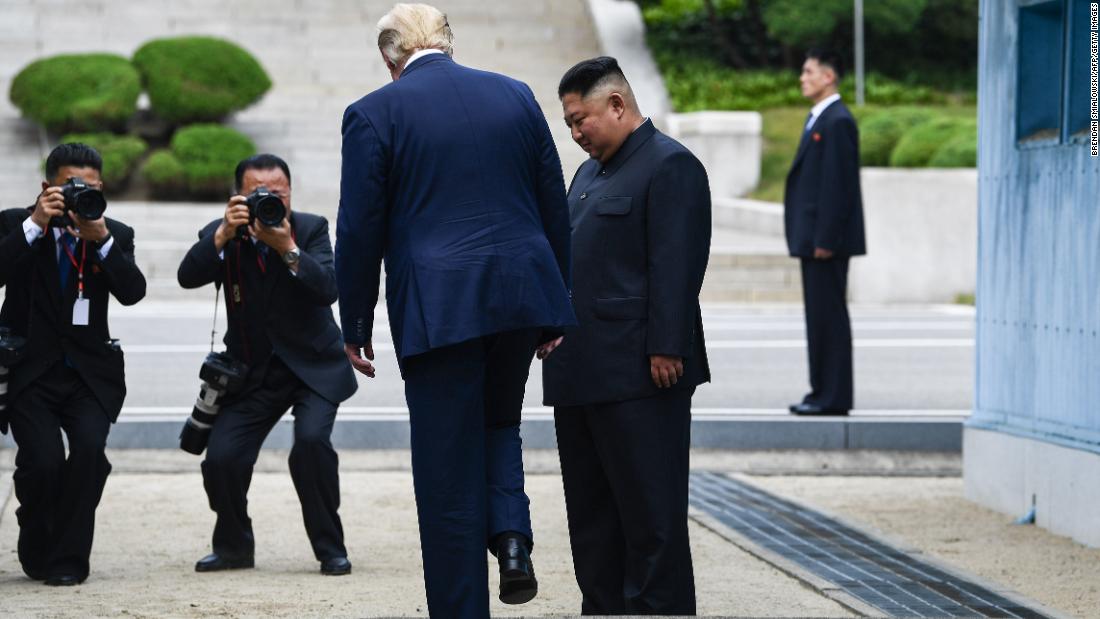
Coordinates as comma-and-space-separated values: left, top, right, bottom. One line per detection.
119, 338, 974, 354
118, 406, 970, 420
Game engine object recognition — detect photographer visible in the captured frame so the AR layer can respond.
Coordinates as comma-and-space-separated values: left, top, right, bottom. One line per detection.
177, 154, 357, 576
0, 142, 147, 586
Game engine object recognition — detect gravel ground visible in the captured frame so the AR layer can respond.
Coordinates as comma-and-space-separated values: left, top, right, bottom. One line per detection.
747, 475, 1100, 619
0, 449, 851, 618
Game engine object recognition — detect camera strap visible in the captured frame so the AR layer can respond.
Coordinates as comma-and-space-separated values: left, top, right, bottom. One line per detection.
210, 283, 220, 354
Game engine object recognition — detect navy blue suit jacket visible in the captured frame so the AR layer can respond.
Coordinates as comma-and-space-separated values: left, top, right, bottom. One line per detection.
784, 100, 867, 257
336, 54, 575, 359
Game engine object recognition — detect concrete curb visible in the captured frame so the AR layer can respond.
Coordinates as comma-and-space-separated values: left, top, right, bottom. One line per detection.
0, 417, 964, 452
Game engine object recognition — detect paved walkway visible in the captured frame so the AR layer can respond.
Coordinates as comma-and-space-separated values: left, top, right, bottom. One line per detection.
2, 450, 1093, 618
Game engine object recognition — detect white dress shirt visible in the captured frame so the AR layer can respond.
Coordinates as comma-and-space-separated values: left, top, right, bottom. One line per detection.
805, 93, 841, 132
405, 48, 444, 68
23, 217, 114, 260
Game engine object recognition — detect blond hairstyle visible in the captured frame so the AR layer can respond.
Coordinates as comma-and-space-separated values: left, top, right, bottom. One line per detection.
377, 3, 454, 66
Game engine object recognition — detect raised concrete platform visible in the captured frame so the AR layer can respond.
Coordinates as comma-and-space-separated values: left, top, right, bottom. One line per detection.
0, 409, 965, 452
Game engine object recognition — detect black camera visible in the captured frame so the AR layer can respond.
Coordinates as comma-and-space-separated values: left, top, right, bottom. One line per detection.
52, 176, 107, 228
0, 327, 28, 417
237, 186, 286, 237
179, 352, 249, 455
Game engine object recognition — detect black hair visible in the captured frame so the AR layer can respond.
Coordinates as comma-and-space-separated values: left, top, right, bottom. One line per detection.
806, 47, 845, 81
558, 56, 628, 99
44, 143, 102, 181
234, 153, 291, 192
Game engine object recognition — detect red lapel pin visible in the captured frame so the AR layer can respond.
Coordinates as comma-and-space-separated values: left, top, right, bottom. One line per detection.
812, 132, 822, 142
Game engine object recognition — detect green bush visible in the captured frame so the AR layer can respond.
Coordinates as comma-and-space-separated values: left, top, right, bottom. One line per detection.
889, 117, 971, 167
169, 124, 255, 196
9, 54, 141, 133
859, 108, 939, 166
132, 36, 271, 124
927, 121, 978, 167
655, 53, 946, 112
57, 132, 148, 189
141, 149, 187, 199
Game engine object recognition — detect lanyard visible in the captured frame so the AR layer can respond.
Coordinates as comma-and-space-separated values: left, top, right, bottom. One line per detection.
60, 235, 87, 299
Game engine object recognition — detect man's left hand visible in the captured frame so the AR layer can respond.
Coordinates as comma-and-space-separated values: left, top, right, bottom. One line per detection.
250, 217, 296, 255
813, 247, 834, 260
650, 354, 684, 388
67, 215, 109, 243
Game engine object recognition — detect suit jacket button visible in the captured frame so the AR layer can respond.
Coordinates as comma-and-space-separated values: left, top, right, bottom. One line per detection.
580, 192, 587, 200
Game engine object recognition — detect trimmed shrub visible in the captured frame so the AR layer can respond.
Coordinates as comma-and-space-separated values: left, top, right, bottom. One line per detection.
132, 36, 271, 124
927, 120, 977, 167
654, 52, 946, 112
9, 54, 141, 133
141, 149, 187, 198
170, 124, 255, 197
860, 108, 939, 166
889, 117, 970, 168
58, 132, 148, 189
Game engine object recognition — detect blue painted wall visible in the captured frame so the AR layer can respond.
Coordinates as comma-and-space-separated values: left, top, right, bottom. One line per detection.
973, 0, 1100, 451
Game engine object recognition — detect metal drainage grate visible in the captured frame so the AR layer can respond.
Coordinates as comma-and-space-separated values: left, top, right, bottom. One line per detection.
689, 472, 1050, 619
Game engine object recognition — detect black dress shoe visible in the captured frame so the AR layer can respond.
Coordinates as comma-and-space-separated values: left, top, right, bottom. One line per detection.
23, 566, 48, 581
320, 557, 352, 576
789, 403, 849, 416
494, 533, 537, 605
44, 574, 85, 586
194, 552, 254, 572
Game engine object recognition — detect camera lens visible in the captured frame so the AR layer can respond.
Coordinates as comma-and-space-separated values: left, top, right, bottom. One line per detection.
74, 190, 107, 220
255, 195, 286, 227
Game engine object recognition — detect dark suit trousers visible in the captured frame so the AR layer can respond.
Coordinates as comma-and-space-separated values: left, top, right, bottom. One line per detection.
554, 388, 696, 616
800, 257, 854, 410
402, 328, 539, 619
8, 363, 112, 580
201, 355, 346, 561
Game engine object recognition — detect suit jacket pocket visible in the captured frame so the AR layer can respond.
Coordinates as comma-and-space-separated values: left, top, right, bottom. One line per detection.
595, 296, 648, 320
311, 328, 342, 353
596, 197, 632, 216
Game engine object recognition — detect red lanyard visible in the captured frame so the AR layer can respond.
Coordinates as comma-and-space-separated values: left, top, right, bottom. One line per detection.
60, 234, 87, 298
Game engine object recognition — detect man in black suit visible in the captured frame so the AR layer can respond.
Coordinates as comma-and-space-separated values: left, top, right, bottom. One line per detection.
177, 154, 357, 576
0, 143, 147, 585
784, 48, 867, 417
543, 57, 711, 615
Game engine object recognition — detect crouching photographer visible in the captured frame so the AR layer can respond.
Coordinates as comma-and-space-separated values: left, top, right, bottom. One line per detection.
177, 154, 357, 576
0, 143, 147, 586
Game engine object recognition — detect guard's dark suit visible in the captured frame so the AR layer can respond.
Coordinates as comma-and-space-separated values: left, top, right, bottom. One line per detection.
543, 120, 711, 615
0, 206, 146, 581
784, 99, 866, 411
177, 212, 357, 562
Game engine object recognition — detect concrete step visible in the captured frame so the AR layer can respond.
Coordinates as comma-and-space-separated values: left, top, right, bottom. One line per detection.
715, 197, 786, 237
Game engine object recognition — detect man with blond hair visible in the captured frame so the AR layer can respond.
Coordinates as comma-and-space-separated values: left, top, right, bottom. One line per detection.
335, 4, 575, 617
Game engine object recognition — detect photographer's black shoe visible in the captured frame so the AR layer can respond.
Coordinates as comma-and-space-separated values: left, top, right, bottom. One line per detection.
495, 533, 537, 605
195, 553, 254, 572
320, 557, 352, 576
44, 574, 85, 586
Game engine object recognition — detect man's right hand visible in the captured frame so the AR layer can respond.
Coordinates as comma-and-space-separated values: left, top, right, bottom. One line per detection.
214, 196, 251, 251
31, 187, 65, 231
345, 342, 376, 378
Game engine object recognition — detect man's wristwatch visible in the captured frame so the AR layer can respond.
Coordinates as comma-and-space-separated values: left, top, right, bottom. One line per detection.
282, 246, 301, 268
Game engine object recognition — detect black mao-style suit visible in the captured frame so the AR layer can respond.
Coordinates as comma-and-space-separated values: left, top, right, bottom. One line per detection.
784, 99, 866, 411
177, 212, 357, 562
0, 206, 146, 580
543, 120, 711, 615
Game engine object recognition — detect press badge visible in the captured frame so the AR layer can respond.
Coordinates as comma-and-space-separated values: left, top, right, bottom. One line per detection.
73, 297, 90, 326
